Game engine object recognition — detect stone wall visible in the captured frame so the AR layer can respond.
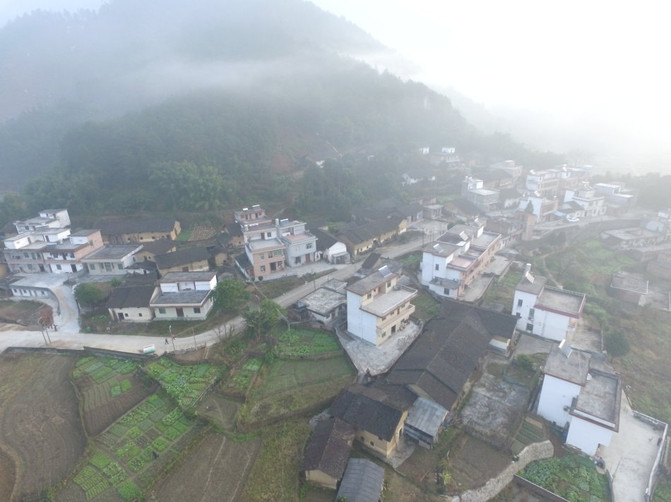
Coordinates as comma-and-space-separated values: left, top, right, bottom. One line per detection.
443, 440, 554, 502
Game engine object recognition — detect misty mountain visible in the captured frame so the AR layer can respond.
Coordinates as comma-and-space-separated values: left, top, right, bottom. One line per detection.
0, 0, 529, 213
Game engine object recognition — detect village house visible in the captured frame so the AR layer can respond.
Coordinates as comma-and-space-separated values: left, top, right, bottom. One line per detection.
293, 279, 347, 327
301, 417, 354, 490
512, 264, 586, 342
276, 218, 318, 267
329, 383, 416, 459
81, 244, 143, 275
336, 458, 385, 502
337, 217, 406, 260
561, 185, 607, 219
97, 217, 181, 244
133, 239, 177, 263
537, 342, 621, 456
154, 247, 211, 275
601, 212, 670, 249
107, 286, 156, 322
310, 227, 350, 264
461, 176, 499, 213
346, 265, 417, 346
150, 271, 216, 321
386, 300, 518, 410
420, 220, 502, 300
525, 165, 590, 199
608, 272, 649, 306
2, 209, 106, 274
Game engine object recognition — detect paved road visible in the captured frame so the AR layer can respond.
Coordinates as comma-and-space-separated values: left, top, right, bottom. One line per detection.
0, 230, 432, 356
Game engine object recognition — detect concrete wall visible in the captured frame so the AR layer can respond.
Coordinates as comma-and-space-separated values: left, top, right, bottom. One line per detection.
566, 415, 613, 455
537, 374, 581, 426
534, 309, 570, 342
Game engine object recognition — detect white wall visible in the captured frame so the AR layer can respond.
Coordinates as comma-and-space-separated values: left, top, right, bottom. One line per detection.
109, 307, 153, 323
533, 309, 570, 342
346, 291, 377, 344
512, 289, 538, 331
566, 416, 614, 456
537, 374, 581, 426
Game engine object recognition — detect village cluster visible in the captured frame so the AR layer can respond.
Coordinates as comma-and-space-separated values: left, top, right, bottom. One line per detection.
2, 154, 671, 500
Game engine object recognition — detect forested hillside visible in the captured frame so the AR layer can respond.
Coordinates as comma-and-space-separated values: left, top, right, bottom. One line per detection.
1, 0, 538, 219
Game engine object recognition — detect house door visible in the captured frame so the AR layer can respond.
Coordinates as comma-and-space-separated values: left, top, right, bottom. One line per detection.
176, 308, 184, 318
71, 264, 77, 272
117, 312, 124, 321
39, 265, 45, 272
306, 254, 311, 263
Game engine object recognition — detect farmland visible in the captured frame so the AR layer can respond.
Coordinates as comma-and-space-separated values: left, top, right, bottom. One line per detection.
0, 353, 86, 501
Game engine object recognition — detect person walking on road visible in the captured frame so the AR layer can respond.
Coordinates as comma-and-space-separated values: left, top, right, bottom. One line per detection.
164, 338, 169, 345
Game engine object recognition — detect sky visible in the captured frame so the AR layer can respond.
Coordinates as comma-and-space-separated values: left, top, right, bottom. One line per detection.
2, 0, 670, 170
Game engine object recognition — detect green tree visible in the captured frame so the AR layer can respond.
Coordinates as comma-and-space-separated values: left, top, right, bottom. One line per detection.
74, 283, 106, 308
604, 327, 630, 358
242, 299, 284, 342
212, 278, 250, 313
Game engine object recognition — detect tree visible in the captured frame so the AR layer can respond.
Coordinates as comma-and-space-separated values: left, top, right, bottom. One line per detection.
242, 299, 284, 342
74, 283, 106, 309
212, 278, 250, 313
604, 327, 630, 358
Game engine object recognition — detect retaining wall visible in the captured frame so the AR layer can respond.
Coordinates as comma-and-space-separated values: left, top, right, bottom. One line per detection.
443, 440, 554, 502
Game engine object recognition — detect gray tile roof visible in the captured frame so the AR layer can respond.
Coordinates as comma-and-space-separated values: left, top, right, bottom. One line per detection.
107, 286, 156, 309
336, 458, 385, 502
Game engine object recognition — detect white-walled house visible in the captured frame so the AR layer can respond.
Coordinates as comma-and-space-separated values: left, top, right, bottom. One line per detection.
537, 342, 620, 456
512, 265, 586, 341
346, 266, 417, 346
276, 219, 318, 267
82, 244, 143, 275
107, 286, 156, 322
421, 221, 502, 299
150, 271, 217, 321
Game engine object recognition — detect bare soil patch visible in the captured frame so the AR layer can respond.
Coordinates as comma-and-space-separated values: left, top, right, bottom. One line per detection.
75, 372, 158, 437
152, 432, 260, 502
0, 299, 50, 326
0, 353, 86, 501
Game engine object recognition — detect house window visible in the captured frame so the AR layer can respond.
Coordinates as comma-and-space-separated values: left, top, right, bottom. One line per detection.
517, 299, 523, 308
260, 254, 265, 259
526, 323, 533, 331
367, 293, 372, 299
266, 232, 272, 238
387, 281, 392, 289
444, 288, 450, 295
117, 264, 123, 270
124, 313, 129, 317
89, 264, 96, 270
56, 265, 62, 270
194, 308, 201, 314
529, 308, 535, 319
370, 441, 374, 447
295, 257, 301, 264
138, 313, 143, 317
306, 243, 313, 249
260, 265, 266, 272
435, 264, 439, 271
158, 308, 166, 314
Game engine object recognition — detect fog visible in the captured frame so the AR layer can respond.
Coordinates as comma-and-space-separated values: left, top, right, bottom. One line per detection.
3, 0, 670, 173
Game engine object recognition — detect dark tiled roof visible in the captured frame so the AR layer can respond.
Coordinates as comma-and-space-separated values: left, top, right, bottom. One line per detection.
387, 300, 517, 409
336, 458, 385, 502
310, 228, 338, 251
338, 218, 402, 245
225, 223, 243, 237
154, 247, 210, 270
107, 286, 156, 309
300, 418, 354, 479
140, 239, 177, 255
98, 218, 178, 235
360, 252, 382, 271
329, 383, 415, 441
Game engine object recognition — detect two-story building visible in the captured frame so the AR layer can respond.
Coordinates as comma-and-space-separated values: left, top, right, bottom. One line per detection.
81, 244, 144, 275
346, 265, 417, 346
512, 265, 586, 342
420, 221, 502, 299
